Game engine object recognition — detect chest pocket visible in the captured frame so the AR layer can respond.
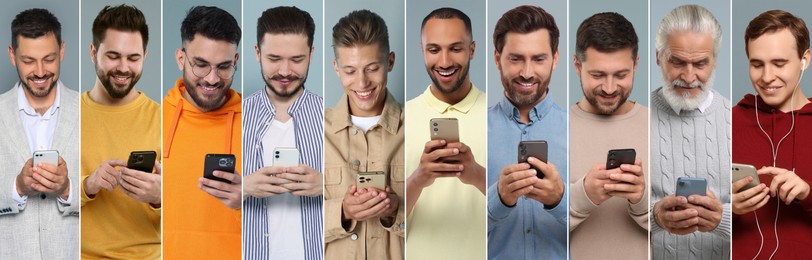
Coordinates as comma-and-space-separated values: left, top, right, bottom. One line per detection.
389, 164, 405, 198
324, 166, 344, 200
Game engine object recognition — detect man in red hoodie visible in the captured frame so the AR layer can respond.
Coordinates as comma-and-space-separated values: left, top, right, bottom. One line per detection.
162, 6, 242, 259
733, 9, 812, 259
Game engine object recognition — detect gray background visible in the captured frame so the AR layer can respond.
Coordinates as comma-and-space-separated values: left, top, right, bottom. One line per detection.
82, 0, 161, 101
568, 0, 648, 106
244, 0, 323, 97
487, 0, 567, 107
406, 0, 485, 101
650, 0, 731, 99
324, 0, 405, 108
162, 0, 242, 97
732, 0, 812, 102
0, 0, 79, 92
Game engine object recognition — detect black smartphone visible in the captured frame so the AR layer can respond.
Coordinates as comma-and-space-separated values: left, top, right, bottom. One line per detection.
518, 140, 548, 178
204, 154, 236, 184
127, 151, 157, 173
606, 149, 636, 170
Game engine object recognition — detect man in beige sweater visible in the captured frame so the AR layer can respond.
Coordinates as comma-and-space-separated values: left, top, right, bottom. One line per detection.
569, 12, 649, 259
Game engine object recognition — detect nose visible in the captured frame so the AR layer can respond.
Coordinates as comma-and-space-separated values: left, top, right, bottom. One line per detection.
358, 71, 370, 88
438, 50, 451, 68
680, 65, 698, 84
278, 60, 290, 76
35, 61, 46, 77
519, 62, 532, 79
203, 66, 221, 84
761, 65, 776, 84
602, 76, 617, 94
116, 59, 130, 73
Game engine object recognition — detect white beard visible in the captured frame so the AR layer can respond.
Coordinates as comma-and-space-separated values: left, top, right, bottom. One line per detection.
661, 72, 714, 112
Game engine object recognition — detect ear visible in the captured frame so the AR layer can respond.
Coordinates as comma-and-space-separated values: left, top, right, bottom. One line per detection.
90, 43, 97, 65
551, 49, 559, 71
175, 48, 184, 71
59, 41, 65, 62
233, 52, 240, 65
633, 54, 639, 71
469, 41, 476, 60
309, 47, 314, 63
333, 59, 340, 77
803, 49, 811, 71
573, 55, 582, 76
494, 49, 501, 72
655, 50, 661, 66
254, 44, 260, 62
8, 44, 16, 67
387, 51, 395, 72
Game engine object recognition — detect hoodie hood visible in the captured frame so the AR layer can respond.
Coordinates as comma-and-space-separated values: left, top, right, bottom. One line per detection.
736, 93, 812, 114
163, 78, 242, 158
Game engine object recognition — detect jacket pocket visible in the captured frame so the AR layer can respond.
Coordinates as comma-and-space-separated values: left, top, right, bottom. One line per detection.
390, 164, 405, 198
324, 167, 344, 199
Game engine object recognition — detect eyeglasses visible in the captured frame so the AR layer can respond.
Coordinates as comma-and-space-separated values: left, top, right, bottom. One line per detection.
182, 48, 237, 79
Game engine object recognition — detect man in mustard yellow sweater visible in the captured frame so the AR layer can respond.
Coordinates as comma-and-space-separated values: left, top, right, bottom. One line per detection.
80, 5, 161, 259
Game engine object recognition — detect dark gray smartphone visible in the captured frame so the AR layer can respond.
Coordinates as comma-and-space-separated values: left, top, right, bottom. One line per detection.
606, 149, 636, 170
676, 177, 707, 198
430, 118, 459, 143
127, 151, 156, 173
518, 140, 548, 179
204, 154, 236, 184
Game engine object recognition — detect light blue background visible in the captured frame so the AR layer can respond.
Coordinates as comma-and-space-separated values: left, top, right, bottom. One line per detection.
732, 0, 812, 102
243, 0, 323, 97
81, 0, 161, 101
324, 0, 405, 108
406, 0, 486, 101
162, 0, 242, 97
650, 0, 731, 99
487, 0, 567, 108
568, 0, 648, 106
0, 0, 79, 92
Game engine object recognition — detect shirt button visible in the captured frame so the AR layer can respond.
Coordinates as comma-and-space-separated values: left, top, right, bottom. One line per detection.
522, 130, 527, 135
353, 160, 360, 166
526, 229, 531, 234
40, 194, 46, 199
400, 223, 405, 230
255, 144, 260, 149
351, 129, 358, 135
351, 233, 358, 240
264, 233, 269, 237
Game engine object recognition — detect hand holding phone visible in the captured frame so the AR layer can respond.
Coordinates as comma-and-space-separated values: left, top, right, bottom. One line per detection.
204, 154, 236, 184
127, 151, 157, 173
606, 149, 635, 170
200, 154, 241, 209
518, 140, 547, 178
731, 163, 769, 215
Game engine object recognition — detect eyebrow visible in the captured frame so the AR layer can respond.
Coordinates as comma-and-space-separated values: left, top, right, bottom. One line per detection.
20, 52, 57, 59
587, 68, 631, 74
340, 61, 381, 69
266, 53, 306, 59
507, 53, 548, 59
105, 50, 142, 57
192, 56, 232, 66
426, 41, 466, 48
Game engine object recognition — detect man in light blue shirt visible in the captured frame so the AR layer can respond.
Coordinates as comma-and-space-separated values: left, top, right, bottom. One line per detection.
486, 5, 567, 260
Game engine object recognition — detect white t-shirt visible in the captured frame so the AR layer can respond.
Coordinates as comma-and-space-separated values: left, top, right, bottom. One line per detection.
350, 115, 381, 132
261, 118, 304, 259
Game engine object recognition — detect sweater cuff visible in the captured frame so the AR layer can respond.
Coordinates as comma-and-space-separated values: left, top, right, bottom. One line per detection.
650, 200, 665, 235
710, 202, 732, 240
80, 175, 95, 206
570, 175, 599, 216
487, 183, 514, 221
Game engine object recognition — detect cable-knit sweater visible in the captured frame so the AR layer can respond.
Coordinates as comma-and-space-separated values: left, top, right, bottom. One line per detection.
650, 87, 732, 260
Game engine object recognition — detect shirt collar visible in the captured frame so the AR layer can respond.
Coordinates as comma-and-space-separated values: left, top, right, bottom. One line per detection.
667, 90, 714, 114
261, 87, 313, 117
423, 84, 480, 114
328, 90, 401, 135
497, 90, 553, 123
17, 81, 61, 117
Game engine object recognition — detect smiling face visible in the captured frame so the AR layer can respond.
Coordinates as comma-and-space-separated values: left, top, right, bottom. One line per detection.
175, 34, 239, 112
658, 31, 716, 111
333, 43, 394, 117
92, 29, 145, 99
575, 47, 637, 115
421, 18, 474, 95
9, 33, 63, 98
256, 33, 311, 99
495, 29, 558, 109
748, 28, 809, 111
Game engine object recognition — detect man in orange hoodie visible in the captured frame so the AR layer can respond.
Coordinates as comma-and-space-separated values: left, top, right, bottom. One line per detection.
162, 6, 242, 259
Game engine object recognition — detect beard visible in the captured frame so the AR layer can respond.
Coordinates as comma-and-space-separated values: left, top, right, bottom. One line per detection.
428, 62, 470, 94
582, 79, 630, 115
661, 71, 714, 112
96, 65, 140, 99
19, 72, 57, 98
262, 64, 307, 98
504, 75, 547, 106
183, 72, 229, 111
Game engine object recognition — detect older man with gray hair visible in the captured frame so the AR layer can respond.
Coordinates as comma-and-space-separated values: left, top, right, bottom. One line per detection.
650, 4, 731, 259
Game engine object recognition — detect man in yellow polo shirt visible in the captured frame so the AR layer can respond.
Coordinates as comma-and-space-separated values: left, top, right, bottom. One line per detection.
405, 7, 486, 260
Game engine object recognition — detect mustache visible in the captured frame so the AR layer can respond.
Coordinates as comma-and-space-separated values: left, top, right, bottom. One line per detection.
671, 79, 704, 89
270, 74, 301, 81
27, 73, 54, 81
199, 81, 224, 89
513, 76, 539, 85
109, 70, 135, 77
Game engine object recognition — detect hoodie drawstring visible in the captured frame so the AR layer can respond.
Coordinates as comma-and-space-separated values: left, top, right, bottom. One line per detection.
163, 100, 184, 158
225, 110, 234, 153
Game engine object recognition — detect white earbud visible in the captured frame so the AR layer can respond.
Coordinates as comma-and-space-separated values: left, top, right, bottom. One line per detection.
803, 59, 806, 71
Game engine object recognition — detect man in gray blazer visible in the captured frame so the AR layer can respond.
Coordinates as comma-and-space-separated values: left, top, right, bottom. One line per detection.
0, 8, 80, 259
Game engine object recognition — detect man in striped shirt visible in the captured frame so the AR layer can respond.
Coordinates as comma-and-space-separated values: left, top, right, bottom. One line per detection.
242, 6, 324, 260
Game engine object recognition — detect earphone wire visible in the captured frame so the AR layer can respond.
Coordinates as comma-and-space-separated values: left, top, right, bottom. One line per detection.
751, 60, 803, 260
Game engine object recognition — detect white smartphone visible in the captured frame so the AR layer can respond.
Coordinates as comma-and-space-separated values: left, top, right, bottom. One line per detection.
273, 147, 299, 167
732, 163, 760, 192
33, 150, 58, 166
